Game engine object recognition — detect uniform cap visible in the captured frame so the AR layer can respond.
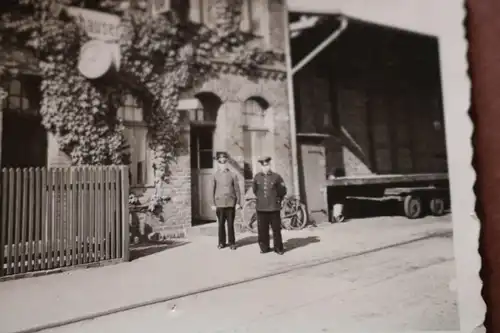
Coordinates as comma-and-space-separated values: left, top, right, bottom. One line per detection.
258, 156, 272, 165
214, 151, 229, 160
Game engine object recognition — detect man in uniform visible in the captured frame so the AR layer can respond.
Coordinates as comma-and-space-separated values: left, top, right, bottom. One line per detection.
252, 156, 287, 255
211, 151, 241, 250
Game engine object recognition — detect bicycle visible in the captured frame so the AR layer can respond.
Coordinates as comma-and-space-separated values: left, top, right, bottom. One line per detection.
242, 196, 308, 233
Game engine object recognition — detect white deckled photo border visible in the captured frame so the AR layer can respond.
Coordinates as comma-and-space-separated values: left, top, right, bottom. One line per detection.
285, 0, 484, 332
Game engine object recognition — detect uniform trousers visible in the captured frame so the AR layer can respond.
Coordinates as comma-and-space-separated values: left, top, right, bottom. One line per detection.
256, 211, 283, 251
216, 207, 236, 245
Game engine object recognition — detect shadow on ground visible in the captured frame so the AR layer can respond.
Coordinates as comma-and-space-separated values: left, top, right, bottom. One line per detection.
130, 240, 190, 261
237, 235, 259, 248
284, 236, 320, 252
236, 235, 320, 252
343, 198, 451, 220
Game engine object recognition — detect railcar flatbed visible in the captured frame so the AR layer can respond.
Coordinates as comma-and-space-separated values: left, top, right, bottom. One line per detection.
323, 173, 450, 222
325, 173, 448, 187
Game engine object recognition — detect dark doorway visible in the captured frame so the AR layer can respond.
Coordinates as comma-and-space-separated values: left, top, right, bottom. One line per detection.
1, 75, 47, 168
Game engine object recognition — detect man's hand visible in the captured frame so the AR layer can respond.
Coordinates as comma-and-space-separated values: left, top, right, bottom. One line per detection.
235, 204, 242, 210
211, 205, 216, 211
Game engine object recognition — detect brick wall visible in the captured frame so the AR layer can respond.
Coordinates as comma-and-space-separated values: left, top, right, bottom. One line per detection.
134, 71, 290, 236
268, 0, 286, 51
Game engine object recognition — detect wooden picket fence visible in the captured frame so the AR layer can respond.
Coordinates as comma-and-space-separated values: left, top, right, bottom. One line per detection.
0, 166, 130, 279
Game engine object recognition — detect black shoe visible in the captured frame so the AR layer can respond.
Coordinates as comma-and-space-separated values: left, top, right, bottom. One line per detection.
260, 248, 270, 254
275, 249, 285, 255
218, 244, 226, 249
229, 244, 237, 250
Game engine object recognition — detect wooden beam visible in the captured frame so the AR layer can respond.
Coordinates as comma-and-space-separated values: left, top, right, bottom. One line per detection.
292, 16, 349, 76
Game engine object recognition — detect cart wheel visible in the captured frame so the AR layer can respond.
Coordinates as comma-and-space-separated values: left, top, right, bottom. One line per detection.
429, 197, 446, 216
403, 195, 423, 219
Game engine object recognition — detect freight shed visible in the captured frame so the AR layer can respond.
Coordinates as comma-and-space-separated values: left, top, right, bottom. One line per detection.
289, 13, 449, 224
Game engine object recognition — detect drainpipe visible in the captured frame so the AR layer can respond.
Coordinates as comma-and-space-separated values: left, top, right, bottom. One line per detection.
285, 15, 349, 199
283, 11, 301, 198
0, 89, 5, 169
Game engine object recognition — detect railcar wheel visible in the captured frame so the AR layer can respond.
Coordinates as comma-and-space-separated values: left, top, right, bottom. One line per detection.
403, 195, 423, 219
429, 197, 446, 216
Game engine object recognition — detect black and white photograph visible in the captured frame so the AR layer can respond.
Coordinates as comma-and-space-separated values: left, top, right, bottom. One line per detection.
0, 0, 482, 332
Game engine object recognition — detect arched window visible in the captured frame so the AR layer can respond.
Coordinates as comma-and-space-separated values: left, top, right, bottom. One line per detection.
242, 96, 271, 180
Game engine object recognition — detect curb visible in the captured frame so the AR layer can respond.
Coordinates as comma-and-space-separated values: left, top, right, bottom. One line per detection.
10, 231, 450, 333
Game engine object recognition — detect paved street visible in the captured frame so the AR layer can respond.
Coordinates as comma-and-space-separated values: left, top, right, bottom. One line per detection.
44, 219, 457, 333
0, 215, 457, 333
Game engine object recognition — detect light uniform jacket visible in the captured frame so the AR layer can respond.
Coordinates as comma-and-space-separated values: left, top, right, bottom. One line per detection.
212, 168, 241, 208
252, 171, 287, 212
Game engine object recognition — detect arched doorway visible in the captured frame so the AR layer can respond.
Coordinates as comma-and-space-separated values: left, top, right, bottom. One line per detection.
188, 92, 222, 224
242, 96, 272, 190
1, 75, 47, 168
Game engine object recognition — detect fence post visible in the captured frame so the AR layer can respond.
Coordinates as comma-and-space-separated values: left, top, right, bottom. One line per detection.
120, 166, 130, 262
0, 169, 7, 277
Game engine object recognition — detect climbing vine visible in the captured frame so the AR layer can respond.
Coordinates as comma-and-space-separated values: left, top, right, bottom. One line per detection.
0, 0, 284, 210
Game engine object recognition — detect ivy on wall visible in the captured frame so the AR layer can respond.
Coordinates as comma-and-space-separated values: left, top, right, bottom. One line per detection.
0, 0, 284, 209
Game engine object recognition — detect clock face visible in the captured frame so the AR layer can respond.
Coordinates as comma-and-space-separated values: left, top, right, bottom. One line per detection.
78, 40, 113, 79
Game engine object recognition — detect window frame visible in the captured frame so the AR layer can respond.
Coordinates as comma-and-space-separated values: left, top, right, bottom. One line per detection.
243, 126, 269, 180
2, 75, 40, 118
190, 124, 215, 170
118, 93, 153, 188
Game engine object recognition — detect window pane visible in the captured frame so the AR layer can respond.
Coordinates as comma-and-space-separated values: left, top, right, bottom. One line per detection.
190, 150, 198, 168
197, 109, 204, 122
125, 94, 135, 106
123, 125, 148, 186
134, 107, 143, 122
254, 130, 267, 157
190, 131, 198, 168
198, 129, 213, 150
199, 151, 213, 169
188, 109, 196, 122
244, 162, 253, 180
9, 80, 21, 95
179, 110, 189, 124
189, 0, 202, 22
117, 107, 125, 120
125, 108, 135, 122
8, 96, 20, 110
21, 97, 30, 110
250, 0, 264, 35
137, 161, 144, 185
134, 128, 147, 161
202, 0, 214, 27
240, 0, 250, 31
243, 129, 253, 179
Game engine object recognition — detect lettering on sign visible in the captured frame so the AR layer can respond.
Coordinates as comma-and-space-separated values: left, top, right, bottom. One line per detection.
66, 7, 122, 41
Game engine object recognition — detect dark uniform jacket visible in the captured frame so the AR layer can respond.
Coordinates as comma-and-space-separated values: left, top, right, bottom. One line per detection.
212, 168, 241, 208
252, 171, 287, 212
